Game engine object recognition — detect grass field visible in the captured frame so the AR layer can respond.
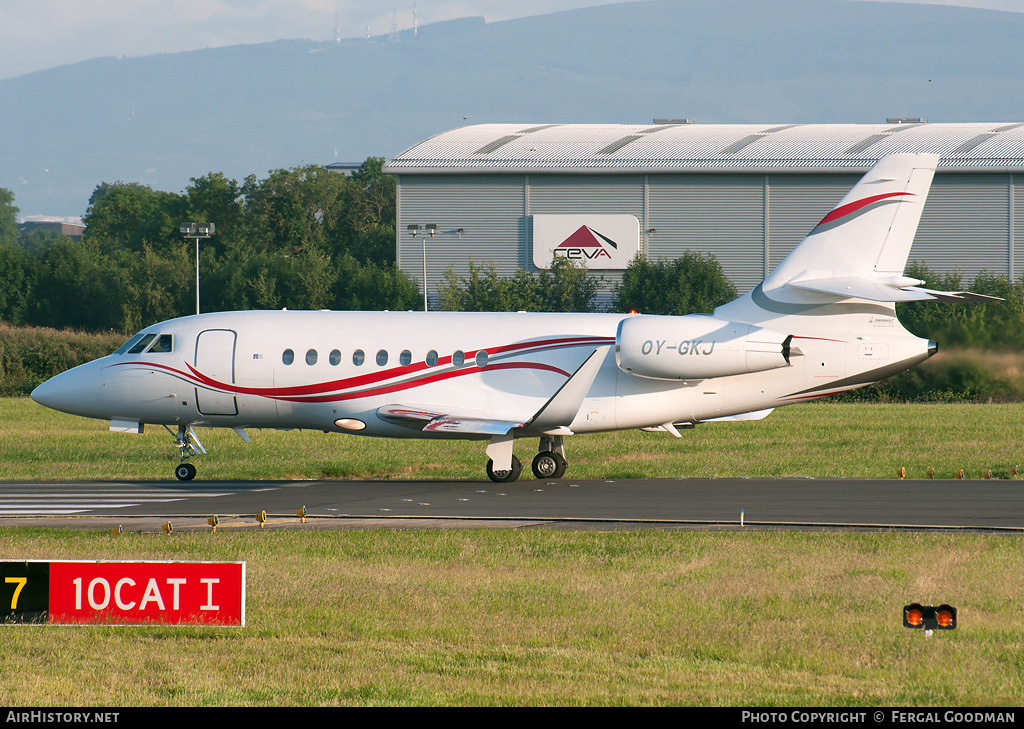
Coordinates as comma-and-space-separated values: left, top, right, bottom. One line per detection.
1, 398, 1023, 706
0, 528, 1022, 706
1, 397, 1022, 482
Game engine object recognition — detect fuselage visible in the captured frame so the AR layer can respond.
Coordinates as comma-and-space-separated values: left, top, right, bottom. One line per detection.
31, 307, 934, 439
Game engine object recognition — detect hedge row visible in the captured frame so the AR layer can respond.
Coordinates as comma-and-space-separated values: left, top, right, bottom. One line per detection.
0, 324, 123, 396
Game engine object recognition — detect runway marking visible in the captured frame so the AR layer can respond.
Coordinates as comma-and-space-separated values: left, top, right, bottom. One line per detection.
0, 486, 235, 516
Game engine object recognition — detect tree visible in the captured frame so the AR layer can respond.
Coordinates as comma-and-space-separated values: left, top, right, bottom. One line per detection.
898, 262, 1024, 348
612, 252, 737, 315
240, 165, 348, 256
438, 258, 600, 313
83, 182, 185, 253
438, 261, 540, 312
0, 243, 35, 324
0, 188, 17, 246
330, 255, 421, 311
116, 245, 193, 334
184, 172, 243, 258
537, 257, 600, 312
342, 157, 397, 266
31, 238, 122, 331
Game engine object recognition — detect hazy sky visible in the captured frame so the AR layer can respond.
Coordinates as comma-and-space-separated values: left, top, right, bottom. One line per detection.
1, 0, 1021, 81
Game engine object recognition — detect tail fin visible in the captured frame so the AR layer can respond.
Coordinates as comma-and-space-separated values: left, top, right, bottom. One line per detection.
763, 153, 940, 303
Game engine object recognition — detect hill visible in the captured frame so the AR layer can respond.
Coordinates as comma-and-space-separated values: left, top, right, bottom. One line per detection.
3, 0, 1024, 218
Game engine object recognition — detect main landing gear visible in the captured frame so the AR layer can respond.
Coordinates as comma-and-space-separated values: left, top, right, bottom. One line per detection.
485, 435, 568, 484
166, 425, 206, 481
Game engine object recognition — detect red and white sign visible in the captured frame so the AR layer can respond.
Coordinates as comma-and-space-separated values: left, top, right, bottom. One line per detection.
532, 214, 639, 270
47, 561, 245, 626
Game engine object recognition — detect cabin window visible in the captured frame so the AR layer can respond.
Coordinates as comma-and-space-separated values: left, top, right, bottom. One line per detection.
147, 334, 173, 353
376, 349, 389, 366
426, 350, 439, 367
453, 350, 465, 367
113, 333, 147, 355
353, 349, 365, 366
128, 334, 157, 354
282, 349, 294, 365
475, 350, 488, 368
306, 349, 318, 365
399, 350, 412, 366
329, 349, 341, 366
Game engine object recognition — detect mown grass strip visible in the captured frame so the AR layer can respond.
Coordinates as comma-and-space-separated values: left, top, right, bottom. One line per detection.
0, 528, 1020, 706
1, 398, 1021, 482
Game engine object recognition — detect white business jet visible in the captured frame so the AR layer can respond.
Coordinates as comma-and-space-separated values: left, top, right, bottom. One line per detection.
32, 154, 990, 482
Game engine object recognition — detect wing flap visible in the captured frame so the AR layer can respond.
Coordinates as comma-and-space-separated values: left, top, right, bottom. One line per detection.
376, 404, 524, 435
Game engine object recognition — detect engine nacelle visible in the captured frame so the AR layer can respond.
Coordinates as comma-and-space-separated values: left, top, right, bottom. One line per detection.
615, 314, 792, 380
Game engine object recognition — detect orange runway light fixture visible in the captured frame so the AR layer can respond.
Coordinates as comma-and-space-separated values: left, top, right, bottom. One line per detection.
903, 603, 957, 631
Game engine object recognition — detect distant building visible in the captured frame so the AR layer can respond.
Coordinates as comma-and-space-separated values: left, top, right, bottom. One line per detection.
18, 219, 86, 241
385, 121, 1024, 305
325, 162, 364, 177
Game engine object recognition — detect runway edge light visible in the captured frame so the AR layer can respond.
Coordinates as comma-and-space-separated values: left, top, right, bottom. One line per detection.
903, 603, 957, 630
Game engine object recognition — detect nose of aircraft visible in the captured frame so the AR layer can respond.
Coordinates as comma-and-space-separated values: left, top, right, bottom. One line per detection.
31, 366, 102, 417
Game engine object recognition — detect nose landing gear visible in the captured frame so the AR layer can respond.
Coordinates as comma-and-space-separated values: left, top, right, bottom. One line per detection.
165, 425, 206, 481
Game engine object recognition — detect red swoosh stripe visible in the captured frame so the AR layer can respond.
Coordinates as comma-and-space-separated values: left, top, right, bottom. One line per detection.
111, 334, 611, 403
816, 192, 914, 227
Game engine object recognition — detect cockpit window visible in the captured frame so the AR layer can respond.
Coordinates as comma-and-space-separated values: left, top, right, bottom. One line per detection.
146, 334, 173, 353
127, 334, 157, 354
113, 333, 147, 355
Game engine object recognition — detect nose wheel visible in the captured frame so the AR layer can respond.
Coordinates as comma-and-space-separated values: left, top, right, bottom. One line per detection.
175, 463, 197, 481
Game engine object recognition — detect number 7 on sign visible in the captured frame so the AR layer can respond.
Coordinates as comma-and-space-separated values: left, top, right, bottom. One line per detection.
5, 577, 27, 610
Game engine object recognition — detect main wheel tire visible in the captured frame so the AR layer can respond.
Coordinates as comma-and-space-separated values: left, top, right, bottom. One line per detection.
486, 455, 522, 483
532, 451, 568, 479
175, 463, 197, 481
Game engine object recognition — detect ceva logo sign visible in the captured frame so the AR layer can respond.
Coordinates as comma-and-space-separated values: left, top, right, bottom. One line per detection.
532, 214, 639, 270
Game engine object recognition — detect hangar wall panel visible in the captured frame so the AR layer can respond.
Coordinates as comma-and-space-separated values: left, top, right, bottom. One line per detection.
764, 175, 859, 274
647, 174, 765, 292
397, 175, 526, 303
915, 175, 1010, 280
526, 175, 644, 215
1014, 175, 1023, 280
394, 170, 1022, 309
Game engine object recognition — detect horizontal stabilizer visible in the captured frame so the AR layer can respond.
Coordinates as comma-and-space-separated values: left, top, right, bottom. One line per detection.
907, 288, 1003, 303
790, 278, 1003, 303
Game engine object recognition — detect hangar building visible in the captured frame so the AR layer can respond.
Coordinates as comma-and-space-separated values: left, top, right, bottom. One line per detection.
384, 122, 1024, 306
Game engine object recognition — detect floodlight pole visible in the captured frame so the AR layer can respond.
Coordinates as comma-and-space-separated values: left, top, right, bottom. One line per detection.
408, 223, 437, 312
180, 222, 215, 315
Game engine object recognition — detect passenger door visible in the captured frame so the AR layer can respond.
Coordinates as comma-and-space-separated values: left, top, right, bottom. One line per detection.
195, 329, 238, 416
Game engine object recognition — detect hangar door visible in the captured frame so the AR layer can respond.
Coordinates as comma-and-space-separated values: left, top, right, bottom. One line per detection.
194, 329, 238, 416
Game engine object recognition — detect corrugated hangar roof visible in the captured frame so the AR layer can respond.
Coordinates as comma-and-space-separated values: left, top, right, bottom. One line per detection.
385, 122, 1024, 174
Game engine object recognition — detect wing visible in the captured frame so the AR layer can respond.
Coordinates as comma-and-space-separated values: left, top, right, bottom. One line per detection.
376, 346, 610, 436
